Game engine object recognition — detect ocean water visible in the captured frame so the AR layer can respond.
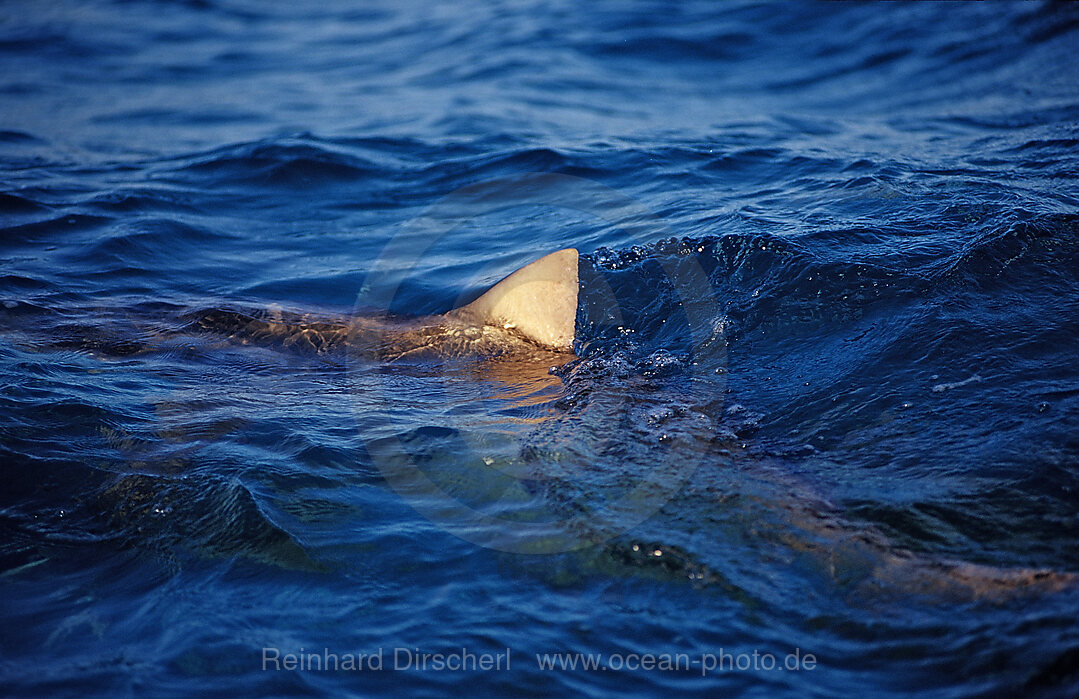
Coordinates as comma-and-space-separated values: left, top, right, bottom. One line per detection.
2, 0, 1079, 695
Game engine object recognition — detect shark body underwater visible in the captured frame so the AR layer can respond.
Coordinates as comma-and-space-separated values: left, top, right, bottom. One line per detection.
70, 247, 1079, 601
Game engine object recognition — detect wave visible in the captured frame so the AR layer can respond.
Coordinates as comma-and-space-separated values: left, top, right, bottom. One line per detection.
168, 139, 383, 189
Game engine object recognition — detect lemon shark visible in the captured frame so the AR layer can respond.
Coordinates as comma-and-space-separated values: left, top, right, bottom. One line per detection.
47, 245, 1076, 601
191, 248, 580, 360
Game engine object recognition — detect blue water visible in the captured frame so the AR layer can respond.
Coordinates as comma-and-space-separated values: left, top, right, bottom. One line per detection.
3, 0, 1079, 695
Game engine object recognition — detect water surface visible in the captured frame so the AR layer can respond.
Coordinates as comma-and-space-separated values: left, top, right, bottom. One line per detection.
2, 0, 1079, 695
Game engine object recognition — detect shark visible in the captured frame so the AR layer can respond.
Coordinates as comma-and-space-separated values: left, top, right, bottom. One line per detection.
34, 245, 1075, 602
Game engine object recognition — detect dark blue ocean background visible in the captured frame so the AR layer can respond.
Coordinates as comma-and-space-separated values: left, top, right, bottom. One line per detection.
3, 0, 1079, 695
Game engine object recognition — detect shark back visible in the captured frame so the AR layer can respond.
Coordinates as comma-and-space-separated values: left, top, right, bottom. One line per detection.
179, 249, 580, 360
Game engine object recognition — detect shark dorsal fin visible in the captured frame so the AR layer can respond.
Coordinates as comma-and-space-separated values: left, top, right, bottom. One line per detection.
453, 248, 579, 350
